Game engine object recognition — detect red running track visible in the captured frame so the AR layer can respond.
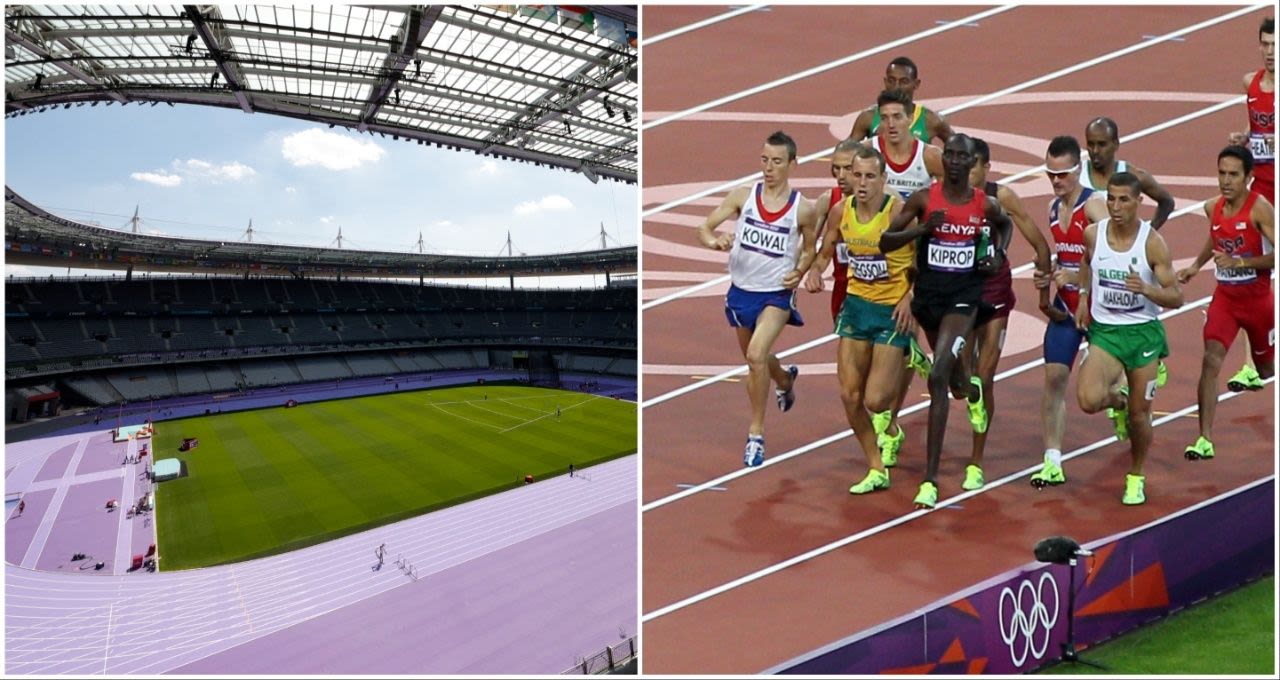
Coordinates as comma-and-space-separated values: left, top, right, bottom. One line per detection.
640, 4, 1276, 674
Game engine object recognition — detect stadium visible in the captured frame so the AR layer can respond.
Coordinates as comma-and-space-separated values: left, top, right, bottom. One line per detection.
4, 4, 637, 675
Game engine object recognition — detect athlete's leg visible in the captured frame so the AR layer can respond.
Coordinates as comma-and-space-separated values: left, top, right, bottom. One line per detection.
968, 316, 1007, 468
838, 337, 880, 472
1196, 340, 1229, 441
740, 306, 791, 435
923, 308, 978, 484
1076, 344, 1126, 414
865, 343, 905, 415
1042, 363, 1071, 451
1124, 359, 1160, 476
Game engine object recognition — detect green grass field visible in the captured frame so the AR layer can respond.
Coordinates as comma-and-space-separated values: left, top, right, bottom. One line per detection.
1038, 576, 1275, 675
153, 384, 635, 570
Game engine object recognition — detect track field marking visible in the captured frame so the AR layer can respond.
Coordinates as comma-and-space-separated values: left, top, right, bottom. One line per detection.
641, 382, 1271, 622
429, 403, 506, 431
641, 4, 1266, 219
643, 196, 1213, 408
643, 5, 769, 46
498, 395, 602, 433
677, 484, 727, 492
642, 5, 1018, 130
643, 287, 1214, 510
466, 401, 530, 421
690, 376, 739, 383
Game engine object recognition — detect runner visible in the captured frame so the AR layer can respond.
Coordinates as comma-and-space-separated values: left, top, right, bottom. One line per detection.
1082, 117, 1176, 229
880, 133, 1014, 508
697, 130, 820, 467
1177, 146, 1275, 461
808, 140, 913, 494
959, 138, 1053, 490
849, 56, 954, 143
1030, 135, 1110, 489
1073, 172, 1184, 505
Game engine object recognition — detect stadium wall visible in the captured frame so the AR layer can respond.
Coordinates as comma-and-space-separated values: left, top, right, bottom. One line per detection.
770, 478, 1275, 674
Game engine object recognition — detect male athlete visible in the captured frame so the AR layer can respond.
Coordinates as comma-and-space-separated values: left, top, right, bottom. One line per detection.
1223, 16, 1275, 392
809, 140, 913, 494
1030, 136, 1111, 489
1074, 173, 1183, 505
959, 138, 1053, 490
880, 133, 1013, 508
849, 56, 954, 144
698, 130, 820, 467
1177, 146, 1275, 461
1082, 117, 1176, 229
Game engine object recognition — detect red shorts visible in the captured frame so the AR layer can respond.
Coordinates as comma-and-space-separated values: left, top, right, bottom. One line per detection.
1204, 285, 1274, 365
978, 261, 1016, 325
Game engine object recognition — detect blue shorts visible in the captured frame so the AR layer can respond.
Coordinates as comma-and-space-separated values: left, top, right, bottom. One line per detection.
725, 284, 804, 330
1043, 295, 1086, 368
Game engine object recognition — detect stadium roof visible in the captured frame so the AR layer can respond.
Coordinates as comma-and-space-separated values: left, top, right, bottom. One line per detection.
6, 186, 637, 278
4, 4, 637, 183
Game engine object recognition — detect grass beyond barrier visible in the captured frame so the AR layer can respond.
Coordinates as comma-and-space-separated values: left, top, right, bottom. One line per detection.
1038, 575, 1274, 675
154, 385, 636, 570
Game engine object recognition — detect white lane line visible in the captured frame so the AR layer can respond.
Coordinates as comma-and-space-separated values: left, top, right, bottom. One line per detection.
643, 5, 768, 46
20, 435, 91, 569
643, 5, 1019, 130
498, 395, 602, 433
429, 403, 504, 431
640, 4, 1266, 219
643, 288, 1214, 511
641, 384, 1271, 622
113, 438, 137, 575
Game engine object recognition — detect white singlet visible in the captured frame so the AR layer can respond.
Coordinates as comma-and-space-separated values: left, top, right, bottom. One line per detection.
1080, 159, 1128, 193
728, 182, 803, 292
1089, 217, 1159, 325
870, 136, 932, 200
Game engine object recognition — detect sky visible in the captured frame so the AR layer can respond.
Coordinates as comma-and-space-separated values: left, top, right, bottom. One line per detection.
2, 102, 636, 283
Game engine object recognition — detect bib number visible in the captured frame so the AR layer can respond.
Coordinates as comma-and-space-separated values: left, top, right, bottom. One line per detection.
1098, 279, 1142, 312
850, 254, 889, 282
1215, 264, 1258, 284
835, 242, 850, 264
927, 240, 975, 272
1249, 133, 1275, 163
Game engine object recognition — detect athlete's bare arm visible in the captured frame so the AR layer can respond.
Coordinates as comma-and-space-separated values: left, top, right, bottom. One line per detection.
1229, 71, 1255, 145
1130, 164, 1176, 230
923, 145, 944, 179
1075, 224, 1097, 331
978, 196, 1013, 274
1242, 195, 1277, 271
880, 189, 934, 252
849, 108, 876, 141
697, 185, 750, 250
997, 184, 1054, 311
1134, 232, 1184, 309
927, 110, 955, 145
806, 196, 843, 292
783, 198, 822, 289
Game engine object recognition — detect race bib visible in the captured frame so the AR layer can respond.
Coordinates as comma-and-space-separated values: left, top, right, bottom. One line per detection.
850, 254, 889, 282
1098, 278, 1143, 312
738, 218, 790, 258
1215, 264, 1258, 284
1060, 262, 1080, 291
835, 241, 850, 264
1249, 132, 1275, 163
927, 239, 975, 272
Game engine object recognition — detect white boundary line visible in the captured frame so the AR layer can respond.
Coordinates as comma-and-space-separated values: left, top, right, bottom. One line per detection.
643, 5, 768, 46
643, 285, 1214, 511
498, 395, 602, 433
642, 5, 1020, 130
641, 382, 1272, 622
640, 4, 1266, 219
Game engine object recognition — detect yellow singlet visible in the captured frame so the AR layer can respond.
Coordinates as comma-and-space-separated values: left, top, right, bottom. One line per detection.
841, 193, 914, 305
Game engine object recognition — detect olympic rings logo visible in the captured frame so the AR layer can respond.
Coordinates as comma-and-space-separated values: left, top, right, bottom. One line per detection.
998, 571, 1060, 667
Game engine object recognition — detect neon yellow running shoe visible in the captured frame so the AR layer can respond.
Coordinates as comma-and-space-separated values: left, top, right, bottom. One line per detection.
1155, 360, 1168, 388
967, 376, 989, 434
1122, 474, 1146, 505
849, 468, 890, 495
1030, 461, 1066, 488
913, 481, 938, 509
1107, 386, 1129, 441
1227, 364, 1263, 392
1184, 436, 1215, 461
961, 464, 985, 491
907, 336, 932, 380
871, 409, 892, 436
879, 426, 904, 468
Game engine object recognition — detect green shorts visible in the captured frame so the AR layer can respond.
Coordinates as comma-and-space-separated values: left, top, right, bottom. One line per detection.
1088, 319, 1168, 371
835, 295, 910, 350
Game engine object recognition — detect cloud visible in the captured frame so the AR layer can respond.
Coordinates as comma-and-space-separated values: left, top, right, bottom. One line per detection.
514, 194, 574, 216
281, 128, 385, 170
434, 220, 452, 227
173, 159, 256, 182
284, 186, 297, 194
474, 159, 500, 177
130, 171, 183, 187
319, 216, 335, 225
